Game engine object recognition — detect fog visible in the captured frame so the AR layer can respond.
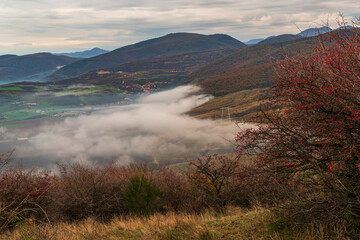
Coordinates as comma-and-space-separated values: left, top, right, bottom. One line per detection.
2, 85, 256, 169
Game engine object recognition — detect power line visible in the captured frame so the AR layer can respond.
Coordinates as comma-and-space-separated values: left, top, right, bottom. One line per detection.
220, 106, 231, 124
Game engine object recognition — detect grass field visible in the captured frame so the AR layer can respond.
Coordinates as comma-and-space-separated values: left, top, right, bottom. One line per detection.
189, 88, 269, 120
0, 83, 129, 126
0, 105, 11, 111
0, 86, 24, 91
0, 207, 272, 240
0, 123, 23, 128
2, 206, 346, 240
2, 110, 41, 121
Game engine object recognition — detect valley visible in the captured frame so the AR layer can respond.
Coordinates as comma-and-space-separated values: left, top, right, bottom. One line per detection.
1, 3, 359, 237
0, 28, 355, 168
0, 30, 324, 128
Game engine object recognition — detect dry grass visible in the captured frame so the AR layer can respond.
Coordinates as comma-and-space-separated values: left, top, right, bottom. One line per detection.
1, 209, 216, 240
188, 88, 269, 120
1, 206, 349, 240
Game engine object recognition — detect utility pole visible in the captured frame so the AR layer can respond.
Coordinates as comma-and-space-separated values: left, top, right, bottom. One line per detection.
220, 107, 231, 124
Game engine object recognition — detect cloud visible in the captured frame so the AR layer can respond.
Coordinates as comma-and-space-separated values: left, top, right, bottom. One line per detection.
0, 0, 359, 54
7, 86, 255, 169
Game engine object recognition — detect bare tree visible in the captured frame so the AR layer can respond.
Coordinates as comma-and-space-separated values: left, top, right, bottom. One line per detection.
188, 154, 246, 213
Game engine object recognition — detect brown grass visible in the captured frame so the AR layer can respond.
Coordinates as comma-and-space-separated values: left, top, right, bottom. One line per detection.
1, 209, 216, 240
1, 206, 349, 240
188, 88, 269, 120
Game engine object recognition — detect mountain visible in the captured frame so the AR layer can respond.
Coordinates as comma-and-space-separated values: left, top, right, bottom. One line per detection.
0, 54, 17, 61
48, 33, 247, 81
245, 38, 265, 45
55, 48, 239, 87
185, 35, 323, 119
0, 53, 79, 83
258, 34, 302, 44
188, 36, 319, 95
55, 47, 109, 58
297, 27, 332, 37
188, 29, 358, 119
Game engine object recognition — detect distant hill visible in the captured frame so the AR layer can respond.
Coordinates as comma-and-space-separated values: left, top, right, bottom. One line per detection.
244, 27, 332, 47
187, 29, 360, 119
0, 54, 17, 61
0, 53, 79, 83
55, 47, 109, 58
297, 27, 332, 37
56, 48, 239, 86
48, 33, 247, 81
336, 25, 355, 30
187, 36, 320, 96
245, 38, 265, 45
258, 34, 302, 44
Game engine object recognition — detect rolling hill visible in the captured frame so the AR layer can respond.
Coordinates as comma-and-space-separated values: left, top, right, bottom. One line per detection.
258, 34, 302, 44
187, 36, 319, 96
55, 47, 109, 58
186, 35, 321, 119
48, 33, 247, 81
55, 48, 240, 86
297, 26, 332, 37
189, 28, 359, 119
0, 53, 79, 83
245, 38, 265, 45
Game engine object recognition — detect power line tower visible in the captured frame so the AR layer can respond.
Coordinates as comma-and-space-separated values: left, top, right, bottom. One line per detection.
220, 107, 231, 124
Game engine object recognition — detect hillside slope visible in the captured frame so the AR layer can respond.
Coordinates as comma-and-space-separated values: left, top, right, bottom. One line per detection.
0, 53, 79, 83
187, 36, 321, 120
187, 36, 319, 96
57, 48, 239, 86
258, 34, 302, 44
48, 33, 247, 81
55, 47, 109, 58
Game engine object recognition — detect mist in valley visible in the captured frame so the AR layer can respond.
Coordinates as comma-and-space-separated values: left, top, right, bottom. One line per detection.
1, 85, 256, 170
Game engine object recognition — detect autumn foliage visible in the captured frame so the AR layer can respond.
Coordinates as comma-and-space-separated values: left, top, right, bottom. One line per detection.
236, 27, 360, 229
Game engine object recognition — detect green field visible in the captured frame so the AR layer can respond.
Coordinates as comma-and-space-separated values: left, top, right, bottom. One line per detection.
0, 105, 11, 111
2, 110, 41, 121
0, 123, 23, 128
0, 83, 132, 126
0, 86, 24, 91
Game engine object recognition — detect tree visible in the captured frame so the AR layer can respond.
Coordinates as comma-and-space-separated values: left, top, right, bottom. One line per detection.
188, 154, 249, 212
236, 25, 360, 228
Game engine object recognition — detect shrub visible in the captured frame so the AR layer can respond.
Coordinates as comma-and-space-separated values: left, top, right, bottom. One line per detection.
51, 163, 128, 222
152, 168, 203, 213
236, 23, 360, 233
0, 168, 55, 231
123, 175, 162, 216
188, 154, 250, 213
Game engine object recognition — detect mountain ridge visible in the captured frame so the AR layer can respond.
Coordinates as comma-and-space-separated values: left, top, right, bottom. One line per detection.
48, 33, 247, 81
0, 53, 79, 83
54, 48, 240, 87
55, 47, 109, 58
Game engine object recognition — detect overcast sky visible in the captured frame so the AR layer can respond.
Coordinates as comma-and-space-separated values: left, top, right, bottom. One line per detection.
0, 0, 359, 55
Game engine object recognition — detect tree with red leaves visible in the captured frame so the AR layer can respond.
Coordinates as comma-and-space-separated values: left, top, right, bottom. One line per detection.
236, 25, 360, 227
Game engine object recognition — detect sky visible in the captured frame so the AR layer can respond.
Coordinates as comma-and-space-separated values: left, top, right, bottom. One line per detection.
0, 0, 359, 55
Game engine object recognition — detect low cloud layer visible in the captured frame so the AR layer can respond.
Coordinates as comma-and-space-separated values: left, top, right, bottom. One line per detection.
0, 0, 358, 54
6, 86, 255, 169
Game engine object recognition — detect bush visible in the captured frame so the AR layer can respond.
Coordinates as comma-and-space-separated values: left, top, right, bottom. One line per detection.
51, 163, 128, 222
188, 154, 250, 213
152, 168, 201, 213
236, 24, 360, 233
0, 168, 55, 231
123, 175, 162, 216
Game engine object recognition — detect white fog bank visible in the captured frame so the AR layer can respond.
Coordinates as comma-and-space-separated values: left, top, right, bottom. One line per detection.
6, 85, 256, 168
